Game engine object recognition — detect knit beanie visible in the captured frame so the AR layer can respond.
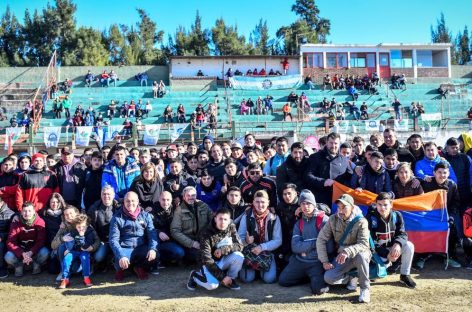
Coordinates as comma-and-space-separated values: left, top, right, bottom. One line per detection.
298, 189, 317, 207
32, 153, 45, 163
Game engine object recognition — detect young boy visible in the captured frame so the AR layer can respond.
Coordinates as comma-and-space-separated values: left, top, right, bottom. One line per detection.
352, 151, 393, 196
83, 152, 104, 212
59, 214, 98, 289
278, 190, 330, 295
187, 207, 244, 291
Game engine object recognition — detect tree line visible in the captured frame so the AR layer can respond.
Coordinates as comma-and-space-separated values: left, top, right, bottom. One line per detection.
0, 0, 330, 67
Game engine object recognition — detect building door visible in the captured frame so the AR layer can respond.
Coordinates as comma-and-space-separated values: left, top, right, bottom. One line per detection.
379, 53, 391, 78
366, 53, 376, 76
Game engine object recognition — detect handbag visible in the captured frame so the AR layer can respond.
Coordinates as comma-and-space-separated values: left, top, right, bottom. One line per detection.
242, 243, 273, 272
368, 237, 388, 279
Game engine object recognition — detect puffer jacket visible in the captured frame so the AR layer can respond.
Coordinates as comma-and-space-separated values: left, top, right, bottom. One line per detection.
199, 220, 243, 281
316, 206, 370, 264
109, 208, 158, 260
87, 199, 121, 242
102, 158, 140, 199
276, 155, 308, 201
353, 164, 393, 196
415, 155, 457, 183
291, 211, 330, 263
170, 200, 213, 248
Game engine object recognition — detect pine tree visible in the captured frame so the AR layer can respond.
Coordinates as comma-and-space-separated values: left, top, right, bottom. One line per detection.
457, 26, 471, 65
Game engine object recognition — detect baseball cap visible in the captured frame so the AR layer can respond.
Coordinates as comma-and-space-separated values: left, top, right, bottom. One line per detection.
61, 146, 74, 155
166, 144, 178, 152
231, 142, 243, 150
335, 194, 355, 207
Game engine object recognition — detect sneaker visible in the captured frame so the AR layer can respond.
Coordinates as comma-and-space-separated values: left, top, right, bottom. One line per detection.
315, 286, 330, 295
347, 276, 358, 291
114, 269, 125, 282
446, 258, 461, 268
400, 274, 417, 289
0, 268, 8, 279
14, 264, 24, 277
228, 279, 240, 290
83, 277, 93, 287
359, 288, 371, 303
133, 266, 149, 280
32, 262, 42, 275
58, 279, 69, 289
415, 258, 426, 270
186, 270, 197, 291
150, 264, 160, 275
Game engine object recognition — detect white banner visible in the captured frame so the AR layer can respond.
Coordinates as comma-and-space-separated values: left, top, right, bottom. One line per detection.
229, 74, 302, 90
143, 124, 161, 146
394, 119, 409, 132
365, 120, 381, 131
105, 125, 125, 141
4, 127, 23, 150
171, 123, 189, 143
75, 126, 93, 147
421, 113, 442, 121
43, 127, 62, 148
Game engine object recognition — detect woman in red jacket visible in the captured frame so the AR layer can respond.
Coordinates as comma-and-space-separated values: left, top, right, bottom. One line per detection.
5, 202, 49, 277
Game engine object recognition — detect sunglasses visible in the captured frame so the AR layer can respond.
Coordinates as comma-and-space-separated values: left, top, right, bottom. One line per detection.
249, 170, 262, 175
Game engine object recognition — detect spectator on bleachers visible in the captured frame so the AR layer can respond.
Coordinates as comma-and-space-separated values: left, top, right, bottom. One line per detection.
234, 69, 242, 76
163, 105, 173, 123
391, 73, 400, 89
143, 101, 152, 118
348, 85, 359, 101
255, 96, 264, 115
107, 100, 117, 119
264, 95, 274, 115
268, 69, 275, 76
74, 104, 84, 117
282, 103, 292, 121
253, 68, 259, 75
287, 91, 298, 105
392, 98, 402, 120
322, 74, 332, 91
196, 70, 204, 77
84, 112, 94, 126
281, 58, 289, 75
109, 70, 118, 87
208, 113, 217, 130
360, 102, 369, 120
72, 113, 83, 127
259, 68, 267, 76
62, 95, 72, 119
398, 74, 407, 90
128, 100, 136, 118
304, 75, 315, 90
152, 81, 159, 98
135, 72, 148, 86
84, 70, 95, 87
99, 70, 110, 87
438, 85, 448, 99
245, 98, 255, 114
196, 110, 205, 127
371, 72, 380, 85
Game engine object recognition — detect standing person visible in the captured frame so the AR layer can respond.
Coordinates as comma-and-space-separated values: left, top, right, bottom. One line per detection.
379, 128, 416, 166
196, 169, 223, 212
264, 137, 289, 179
62, 95, 72, 119
52, 146, 87, 207
0, 156, 20, 210
238, 190, 282, 284
317, 194, 371, 303
16, 153, 59, 212
275, 184, 300, 263
171, 186, 213, 263
240, 163, 277, 208
415, 142, 457, 184
278, 190, 330, 295
5, 202, 49, 277
109, 191, 158, 281
102, 146, 140, 200
276, 142, 308, 202
407, 134, 425, 162
187, 208, 244, 291
366, 192, 416, 288
221, 187, 248, 227
0, 196, 15, 278
304, 132, 353, 206
82, 151, 104, 211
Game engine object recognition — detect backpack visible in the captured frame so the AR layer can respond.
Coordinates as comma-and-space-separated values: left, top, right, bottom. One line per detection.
298, 211, 325, 234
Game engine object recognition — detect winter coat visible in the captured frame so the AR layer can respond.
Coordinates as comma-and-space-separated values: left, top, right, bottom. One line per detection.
42, 209, 63, 248
87, 199, 121, 242
415, 155, 457, 183
130, 178, 164, 210
196, 181, 223, 212
393, 177, 424, 198
206, 160, 226, 184
238, 209, 282, 252
352, 164, 393, 195
52, 159, 87, 206
422, 179, 460, 215
0, 202, 15, 241
442, 151, 472, 203
109, 209, 158, 259
291, 212, 329, 262
102, 158, 140, 199
163, 172, 196, 200
65, 225, 98, 251
0, 171, 19, 209
199, 220, 243, 281
7, 215, 46, 258
170, 200, 213, 248
379, 141, 416, 166
276, 155, 308, 201
150, 203, 175, 235
16, 168, 59, 212
316, 206, 370, 264
225, 171, 246, 189
221, 199, 249, 226
83, 167, 103, 211
240, 176, 277, 208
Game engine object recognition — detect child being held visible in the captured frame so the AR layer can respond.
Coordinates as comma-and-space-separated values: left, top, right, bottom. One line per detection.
58, 214, 97, 289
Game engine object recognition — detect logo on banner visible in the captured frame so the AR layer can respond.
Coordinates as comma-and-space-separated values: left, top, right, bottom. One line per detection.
262, 79, 272, 89
365, 120, 380, 131
48, 133, 58, 146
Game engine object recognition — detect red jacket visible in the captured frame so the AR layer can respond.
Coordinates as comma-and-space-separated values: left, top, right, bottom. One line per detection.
7, 215, 46, 258
464, 207, 472, 238
0, 171, 19, 210
16, 168, 59, 212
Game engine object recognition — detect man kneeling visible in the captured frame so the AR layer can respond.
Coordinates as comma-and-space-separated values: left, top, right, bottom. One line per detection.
279, 190, 330, 295
187, 208, 244, 291
367, 192, 416, 288
317, 194, 371, 303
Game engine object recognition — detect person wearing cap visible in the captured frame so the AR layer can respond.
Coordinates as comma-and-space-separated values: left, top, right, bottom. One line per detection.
276, 142, 308, 202
279, 189, 330, 295
238, 190, 282, 284
366, 192, 416, 288
240, 163, 277, 208
316, 193, 371, 303
52, 146, 87, 207
0, 156, 20, 210
230, 142, 248, 168
16, 153, 59, 212
102, 146, 141, 200
304, 132, 353, 207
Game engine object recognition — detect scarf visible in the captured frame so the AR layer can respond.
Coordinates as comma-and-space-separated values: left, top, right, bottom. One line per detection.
123, 206, 141, 220
47, 208, 63, 217
254, 209, 270, 244
21, 213, 37, 227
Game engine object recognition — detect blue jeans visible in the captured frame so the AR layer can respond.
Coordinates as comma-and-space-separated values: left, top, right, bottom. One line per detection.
94, 242, 109, 263
113, 244, 155, 271
4, 247, 49, 267
62, 250, 91, 278
239, 254, 277, 284
159, 241, 185, 263
395, 110, 402, 120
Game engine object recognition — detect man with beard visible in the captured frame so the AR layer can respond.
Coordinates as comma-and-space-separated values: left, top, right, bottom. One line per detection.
276, 142, 308, 202
379, 128, 415, 166
207, 144, 226, 184
240, 163, 277, 207
163, 159, 196, 207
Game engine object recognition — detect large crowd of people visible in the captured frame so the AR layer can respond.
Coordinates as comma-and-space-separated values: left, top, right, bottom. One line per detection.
0, 128, 471, 304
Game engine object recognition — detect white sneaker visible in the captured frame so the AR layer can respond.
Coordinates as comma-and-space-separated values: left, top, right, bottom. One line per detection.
346, 276, 358, 291
359, 288, 371, 303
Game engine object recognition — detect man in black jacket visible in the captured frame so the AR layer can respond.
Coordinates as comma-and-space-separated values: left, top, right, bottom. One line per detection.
276, 142, 307, 202
304, 132, 353, 206
83, 151, 103, 211
0, 197, 15, 278
163, 159, 196, 207
367, 192, 416, 288
221, 187, 249, 227
379, 128, 416, 166
53, 146, 86, 207
240, 163, 277, 207
187, 207, 244, 291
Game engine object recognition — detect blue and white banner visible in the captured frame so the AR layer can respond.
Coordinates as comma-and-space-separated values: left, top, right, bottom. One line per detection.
105, 125, 125, 141
229, 74, 302, 90
143, 124, 161, 146
75, 126, 93, 147
365, 120, 381, 131
43, 127, 62, 148
171, 123, 189, 143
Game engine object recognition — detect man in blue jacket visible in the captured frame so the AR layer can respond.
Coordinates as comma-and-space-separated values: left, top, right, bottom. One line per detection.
415, 142, 457, 183
109, 191, 158, 281
102, 146, 140, 200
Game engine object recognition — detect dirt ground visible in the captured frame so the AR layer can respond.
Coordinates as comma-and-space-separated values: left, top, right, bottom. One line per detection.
0, 258, 471, 312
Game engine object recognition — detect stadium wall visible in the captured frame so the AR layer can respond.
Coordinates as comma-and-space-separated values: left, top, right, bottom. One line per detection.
451, 65, 472, 78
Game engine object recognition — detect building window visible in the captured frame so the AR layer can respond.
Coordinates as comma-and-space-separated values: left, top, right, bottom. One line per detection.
417, 50, 432, 67
327, 53, 348, 68
391, 50, 413, 68
350, 53, 366, 68
303, 53, 323, 68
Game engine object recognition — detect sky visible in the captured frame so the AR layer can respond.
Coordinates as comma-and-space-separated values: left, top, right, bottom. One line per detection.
3, 0, 472, 45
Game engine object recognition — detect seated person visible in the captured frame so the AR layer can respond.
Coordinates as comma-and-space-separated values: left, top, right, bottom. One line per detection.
305, 75, 315, 90
187, 208, 244, 291
366, 192, 416, 288
234, 69, 242, 76
317, 194, 371, 303
287, 91, 298, 104
84, 70, 95, 87
263, 95, 274, 114
279, 190, 330, 295
348, 85, 359, 101
398, 74, 407, 90
268, 69, 275, 76
253, 68, 258, 75
158, 80, 166, 97
351, 151, 393, 196
163, 105, 173, 123
238, 190, 282, 284
196, 70, 204, 77
371, 72, 380, 85
108, 70, 118, 86
99, 70, 110, 87
282, 102, 292, 121
135, 72, 148, 86
323, 74, 332, 90
360, 102, 369, 120
438, 85, 448, 99
246, 69, 253, 76
259, 68, 266, 76
240, 100, 250, 115
109, 191, 158, 281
